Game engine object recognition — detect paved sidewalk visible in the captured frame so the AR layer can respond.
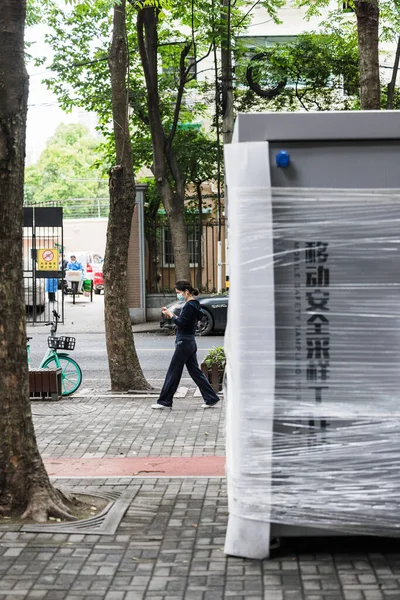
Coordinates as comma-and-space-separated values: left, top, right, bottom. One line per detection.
32, 389, 225, 460
2, 387, 400, 599
1, 478, 400, 600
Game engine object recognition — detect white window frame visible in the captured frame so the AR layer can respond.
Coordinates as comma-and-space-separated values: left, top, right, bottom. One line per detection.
161, 225, 203, 268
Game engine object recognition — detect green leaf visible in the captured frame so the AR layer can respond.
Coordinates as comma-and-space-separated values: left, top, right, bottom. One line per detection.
203, 346, 226, 369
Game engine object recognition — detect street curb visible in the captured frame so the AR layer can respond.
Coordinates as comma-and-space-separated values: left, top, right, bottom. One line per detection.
131, 328, 163, 334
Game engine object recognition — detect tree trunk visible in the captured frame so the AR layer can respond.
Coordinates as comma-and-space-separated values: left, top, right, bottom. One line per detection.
355, 0, 380, 110
221, 0, 234, 145
166, 194, 190, 281
136, 6, 190, 281
0, 0, 77, 522
386, 36, 400, 110
105, 0, 151, 391
196, 182, 203, 290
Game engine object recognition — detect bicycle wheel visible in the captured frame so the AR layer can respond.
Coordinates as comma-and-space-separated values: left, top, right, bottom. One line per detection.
42, 355, 82, 396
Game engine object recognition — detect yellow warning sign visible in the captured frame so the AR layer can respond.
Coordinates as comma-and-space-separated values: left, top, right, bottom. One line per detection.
37, 248, 59, 271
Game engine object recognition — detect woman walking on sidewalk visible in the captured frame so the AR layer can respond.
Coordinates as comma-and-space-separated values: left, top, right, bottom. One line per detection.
152, 280, 221, 410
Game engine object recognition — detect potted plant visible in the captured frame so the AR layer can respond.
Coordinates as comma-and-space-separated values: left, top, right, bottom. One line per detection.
201, 346, 226, 393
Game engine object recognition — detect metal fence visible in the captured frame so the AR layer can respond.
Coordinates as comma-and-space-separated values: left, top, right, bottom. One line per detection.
146, 221, 223, 293
24, 198, 109, 219
24, 207, 64, 324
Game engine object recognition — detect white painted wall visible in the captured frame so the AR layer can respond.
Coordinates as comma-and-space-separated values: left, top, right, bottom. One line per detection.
247, 1, 334, 37
63, 218, 108, 257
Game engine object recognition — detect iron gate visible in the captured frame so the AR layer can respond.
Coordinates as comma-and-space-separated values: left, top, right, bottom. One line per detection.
23, 207, 64, 324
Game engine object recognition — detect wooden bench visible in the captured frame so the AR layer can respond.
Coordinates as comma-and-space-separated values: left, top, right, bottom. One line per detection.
29, 368, 63, 401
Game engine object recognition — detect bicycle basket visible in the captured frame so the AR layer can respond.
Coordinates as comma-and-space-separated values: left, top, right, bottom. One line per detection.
48, 336, 76, 350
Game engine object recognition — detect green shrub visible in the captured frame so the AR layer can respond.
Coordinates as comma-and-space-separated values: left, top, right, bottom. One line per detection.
203, 346, 226, 370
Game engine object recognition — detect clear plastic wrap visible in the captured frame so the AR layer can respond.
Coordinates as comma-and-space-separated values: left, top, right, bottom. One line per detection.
224, 182, 400, 555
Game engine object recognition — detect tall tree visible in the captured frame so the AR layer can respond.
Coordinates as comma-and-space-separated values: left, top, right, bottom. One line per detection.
235, 28, 360, 112
105, 0, 151, 391
0, 0, 77, 522
38, 0, 281, 280
296, 0, 392, 110
41, 0, 205, 281
25, 123, 109, 211
134, 3, 191, 280
355, 0, 381, 109
221, 0, 234, 145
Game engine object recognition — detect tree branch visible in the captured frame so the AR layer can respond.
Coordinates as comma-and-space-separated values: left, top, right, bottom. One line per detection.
295, 83, 309, 112
194, 44, 213, 67
387, 36, 400, 109
128, 89, 149, 125
168, 42, 192, 145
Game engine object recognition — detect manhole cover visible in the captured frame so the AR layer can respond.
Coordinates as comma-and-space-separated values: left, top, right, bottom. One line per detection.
31, 404, 98, 416
21, 490, 135, 535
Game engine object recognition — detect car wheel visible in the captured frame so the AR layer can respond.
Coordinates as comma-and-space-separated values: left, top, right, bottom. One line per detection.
197, 309, 213, 336
94, 288, 101, 295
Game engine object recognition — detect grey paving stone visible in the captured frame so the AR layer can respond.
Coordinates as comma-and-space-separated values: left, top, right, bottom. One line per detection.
264, 592, 284, 600
1, 388, 400, 600
363, 593, 384, 600
32, 394, 225, 459
182, 593, 203, 600
124, 593, 145, 600
342, 592, 364, 599
203, 592, 223, 600
283, 592, 304, 600
3, 550, 24, 558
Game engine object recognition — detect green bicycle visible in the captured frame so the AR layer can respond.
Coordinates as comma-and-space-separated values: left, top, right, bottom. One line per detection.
27, 309, 82, 396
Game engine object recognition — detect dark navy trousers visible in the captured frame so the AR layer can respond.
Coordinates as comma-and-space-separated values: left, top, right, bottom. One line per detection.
157, 336, 220, 407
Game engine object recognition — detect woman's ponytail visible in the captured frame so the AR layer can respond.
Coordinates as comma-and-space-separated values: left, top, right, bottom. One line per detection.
175, 280, 199, 296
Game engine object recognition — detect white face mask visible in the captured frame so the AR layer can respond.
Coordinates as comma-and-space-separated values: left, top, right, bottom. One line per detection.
177, 293, 185, 301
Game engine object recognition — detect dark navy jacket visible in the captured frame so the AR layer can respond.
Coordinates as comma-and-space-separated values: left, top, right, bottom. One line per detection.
172, 300, 204, 338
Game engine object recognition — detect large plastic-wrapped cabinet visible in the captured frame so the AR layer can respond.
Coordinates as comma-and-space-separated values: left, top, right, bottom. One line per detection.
224, 112, 400, 560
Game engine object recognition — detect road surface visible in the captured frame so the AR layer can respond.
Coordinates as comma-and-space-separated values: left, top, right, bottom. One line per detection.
27, 294, 224, 389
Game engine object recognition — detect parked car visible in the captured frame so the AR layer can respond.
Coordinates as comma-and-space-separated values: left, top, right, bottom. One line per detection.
160, 295, 228, 336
